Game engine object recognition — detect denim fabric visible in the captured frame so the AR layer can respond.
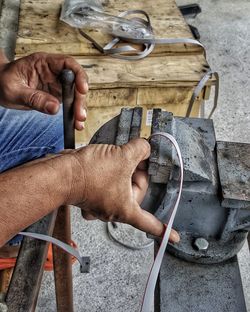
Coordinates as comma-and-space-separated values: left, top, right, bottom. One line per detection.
0, 106, 64, 172
0, 106, 64, 245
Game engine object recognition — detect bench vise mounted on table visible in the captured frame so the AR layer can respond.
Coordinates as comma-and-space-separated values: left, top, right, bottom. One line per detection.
91, 107, 250, 312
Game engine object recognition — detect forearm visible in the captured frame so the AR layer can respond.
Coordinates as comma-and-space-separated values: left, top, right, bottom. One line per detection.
0, 154, 74, 247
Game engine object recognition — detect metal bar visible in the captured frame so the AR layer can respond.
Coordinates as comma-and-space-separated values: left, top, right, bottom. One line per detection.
115, 108, 133, 145
148, 109, 173, 184
53, 206, 74, 312
0, 269, 13, 294
52, 69, 75, 312
61, 69, 75, 150
0, 0, 21, 60
129, 107, 142, 140
6, 212, 57, 312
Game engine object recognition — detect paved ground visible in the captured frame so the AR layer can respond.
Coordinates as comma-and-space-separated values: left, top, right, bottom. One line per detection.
0, 0, 249, 311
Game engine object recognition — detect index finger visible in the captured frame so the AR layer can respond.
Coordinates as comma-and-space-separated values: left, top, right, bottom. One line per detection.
128, 203, 164, 237
127, 204, 180, 243
46, 54, 88, 95
64, 57, 88, 95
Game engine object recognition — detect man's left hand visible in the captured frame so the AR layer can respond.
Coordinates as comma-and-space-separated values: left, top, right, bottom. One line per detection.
0, 52, 88, 130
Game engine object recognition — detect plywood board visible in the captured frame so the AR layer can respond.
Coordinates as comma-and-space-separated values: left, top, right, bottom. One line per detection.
76, 86, 204, 145
80, 55, 215, 89
15, 0, 203, 57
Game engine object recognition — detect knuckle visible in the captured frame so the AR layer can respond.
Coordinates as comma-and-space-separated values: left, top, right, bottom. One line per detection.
29, 52, 47, 61
28, 91, 42, 108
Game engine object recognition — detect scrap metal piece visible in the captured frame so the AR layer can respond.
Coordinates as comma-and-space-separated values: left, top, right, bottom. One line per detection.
171, 118, 216, 182
6, 212, 56, 312
217, 141, 250, 208
80, 257, 91, 274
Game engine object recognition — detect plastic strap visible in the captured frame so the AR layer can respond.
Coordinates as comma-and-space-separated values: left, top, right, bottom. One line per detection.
141, 132, 184, 312
186, 70, 219, 118
78, 9, 218, 114
19, 231, 89, 273
78, 9, 203, 60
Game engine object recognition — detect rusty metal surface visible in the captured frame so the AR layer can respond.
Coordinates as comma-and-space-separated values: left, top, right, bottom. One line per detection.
149, 110, 173, 184
217, 141, 250, 206
0, 268, 13, 294
6, 212, 56, 312
90, 108, 250, 264
129, 107, 142, 140
53, 206, 73, 312
115, 108, 133, 145
52, 70, 76, 312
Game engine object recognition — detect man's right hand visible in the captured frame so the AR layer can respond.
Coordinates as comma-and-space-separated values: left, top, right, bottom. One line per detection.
0, 139, 180, 247
66, 138, 180, 243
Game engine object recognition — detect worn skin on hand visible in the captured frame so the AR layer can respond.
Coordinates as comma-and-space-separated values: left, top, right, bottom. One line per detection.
67, 138, 180, 242
0, 138, 179, 246
0, 51, 88, 130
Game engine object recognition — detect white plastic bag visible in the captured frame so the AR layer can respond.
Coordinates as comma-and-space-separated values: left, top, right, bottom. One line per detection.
60, 0, 152, 39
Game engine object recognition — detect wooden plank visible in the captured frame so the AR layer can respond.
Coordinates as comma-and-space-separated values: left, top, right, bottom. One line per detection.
15, 0, 203, 57
75, 87, 204, 145
6, 212, 57, 312
80, 55, 215, 89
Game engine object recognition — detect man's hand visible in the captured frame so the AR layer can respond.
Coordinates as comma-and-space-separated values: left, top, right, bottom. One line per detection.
0, 52, 88, 130
68, 138, 180, 242
0, 139, 179, 246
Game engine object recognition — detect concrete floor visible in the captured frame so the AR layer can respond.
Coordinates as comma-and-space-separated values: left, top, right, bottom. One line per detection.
0, 0, 249, 311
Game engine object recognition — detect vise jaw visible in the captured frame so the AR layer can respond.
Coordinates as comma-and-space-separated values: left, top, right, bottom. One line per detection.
90, 107, 250, 264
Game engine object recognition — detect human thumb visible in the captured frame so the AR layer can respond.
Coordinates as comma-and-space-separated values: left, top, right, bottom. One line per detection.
20, 86, 60, 114
122, 138, 151, 167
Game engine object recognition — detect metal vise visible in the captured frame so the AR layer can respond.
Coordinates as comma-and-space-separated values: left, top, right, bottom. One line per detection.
90, 107, 250, 264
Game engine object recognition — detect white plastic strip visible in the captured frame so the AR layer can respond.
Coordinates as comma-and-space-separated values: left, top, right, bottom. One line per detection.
141, 132, 184, 312
186, 71, 219, 118
19, 231, 85, 268
78, 9, 204, 60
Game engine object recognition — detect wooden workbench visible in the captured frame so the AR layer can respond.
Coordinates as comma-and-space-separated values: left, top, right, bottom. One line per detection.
15, 0, 215, 144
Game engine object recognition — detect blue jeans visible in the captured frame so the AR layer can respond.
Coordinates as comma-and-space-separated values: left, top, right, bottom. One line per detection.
0, 106, 64, 245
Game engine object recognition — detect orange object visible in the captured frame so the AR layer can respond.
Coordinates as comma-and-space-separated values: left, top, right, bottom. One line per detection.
0, 241, 77, 271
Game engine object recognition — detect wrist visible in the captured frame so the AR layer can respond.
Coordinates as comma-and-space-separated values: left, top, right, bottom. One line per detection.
59, 151, 86, 206
44, 153, 76, 207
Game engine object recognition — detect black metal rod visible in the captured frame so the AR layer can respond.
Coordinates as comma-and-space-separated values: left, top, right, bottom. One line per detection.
53, 69, 75, 312
61, 69, 75, 149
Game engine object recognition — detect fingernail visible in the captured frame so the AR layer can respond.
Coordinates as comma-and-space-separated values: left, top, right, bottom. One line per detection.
171, 230, 180, 244
84, 81, 89, 92
79, 122, 85, 130
45, 101, 58, 114
81, 107, 87, 120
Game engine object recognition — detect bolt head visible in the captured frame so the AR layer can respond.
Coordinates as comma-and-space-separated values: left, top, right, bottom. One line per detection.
194, 237, 209, 251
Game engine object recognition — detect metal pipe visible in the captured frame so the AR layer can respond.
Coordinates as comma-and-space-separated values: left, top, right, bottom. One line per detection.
53, 69, 75, 312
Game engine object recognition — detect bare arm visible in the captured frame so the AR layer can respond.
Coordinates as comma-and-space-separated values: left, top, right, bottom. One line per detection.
0, 154, 72, 246
0, 139, 180, 248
